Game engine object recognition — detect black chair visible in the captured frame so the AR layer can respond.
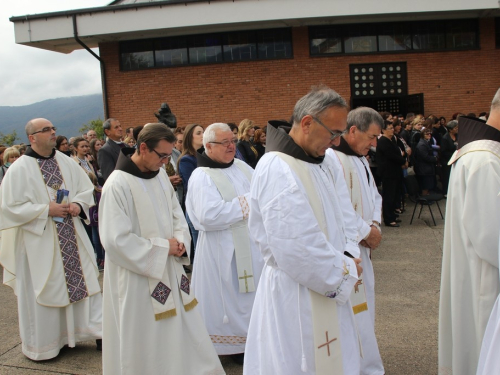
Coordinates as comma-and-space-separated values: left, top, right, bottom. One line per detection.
404, 175, 444, 225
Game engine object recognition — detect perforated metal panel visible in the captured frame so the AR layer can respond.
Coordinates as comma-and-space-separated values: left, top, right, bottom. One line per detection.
350, 62, 407, 98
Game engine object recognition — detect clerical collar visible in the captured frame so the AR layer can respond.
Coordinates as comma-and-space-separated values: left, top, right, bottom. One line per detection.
115, 148, 159, 179
457, 116, 500, 148
196, 150, 234, 169
266, 120, 325, 164
24, 146, 56, 159
331, 136, 363, 157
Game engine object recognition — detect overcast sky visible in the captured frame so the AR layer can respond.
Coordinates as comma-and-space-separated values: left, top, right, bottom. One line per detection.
1, 1, 107, 107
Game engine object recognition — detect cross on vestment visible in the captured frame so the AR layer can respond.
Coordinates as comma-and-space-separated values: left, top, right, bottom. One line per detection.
317, 331, 337, 357
354, 279, 363, 293
238, 270, 253, 293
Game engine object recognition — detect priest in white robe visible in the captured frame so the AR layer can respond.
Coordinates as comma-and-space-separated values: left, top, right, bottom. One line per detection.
187, 122, 264, 362
439, 89, 500, 375
244, 87, 363, 375
328, 106, 385, 375
0, 118, 102, 361
99, 124, 224, 375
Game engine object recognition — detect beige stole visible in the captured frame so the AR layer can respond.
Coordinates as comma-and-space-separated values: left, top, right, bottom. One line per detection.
335, 152, 369, 315
274, 152, 344, 375
198, 159, 255, 293
121, 171, 197, 321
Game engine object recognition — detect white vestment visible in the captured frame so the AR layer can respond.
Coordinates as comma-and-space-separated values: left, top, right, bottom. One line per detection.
187, 160, 264, 355
243, 152, 360, 375
0, 151, 102, 360
439, 140, 500, 375
100, 167, 224, 375
328, 148, 385, 375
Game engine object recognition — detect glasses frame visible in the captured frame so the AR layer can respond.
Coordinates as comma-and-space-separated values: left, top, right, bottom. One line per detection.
311, 116, 347, 141
151, 148, 171, 162
209, 139, 238, 148
31, 126, 57, 136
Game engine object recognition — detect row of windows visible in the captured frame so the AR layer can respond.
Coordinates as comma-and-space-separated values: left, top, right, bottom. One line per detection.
310, 19, 479, 55
120, 29, 292, 71
120, 18, 481, 71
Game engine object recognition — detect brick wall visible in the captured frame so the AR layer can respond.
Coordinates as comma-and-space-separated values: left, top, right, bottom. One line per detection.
99, 18, 500, 128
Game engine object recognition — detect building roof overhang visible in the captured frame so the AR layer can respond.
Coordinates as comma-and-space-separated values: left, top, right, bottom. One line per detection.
9, 0, 500, 54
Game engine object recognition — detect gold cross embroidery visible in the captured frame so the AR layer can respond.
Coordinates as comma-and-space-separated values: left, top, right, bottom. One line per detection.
354, 279, 363, 293
238, 270, 253, 293
318, 331, 337, 357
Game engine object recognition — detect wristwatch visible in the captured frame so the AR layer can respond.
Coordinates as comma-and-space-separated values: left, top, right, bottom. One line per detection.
370, 221, 381, 232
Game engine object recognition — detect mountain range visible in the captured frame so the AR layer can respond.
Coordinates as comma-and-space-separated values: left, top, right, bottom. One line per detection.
0, 94, 105, 144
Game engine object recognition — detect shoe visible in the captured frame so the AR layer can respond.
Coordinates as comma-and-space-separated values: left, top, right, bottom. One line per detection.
395, 209, 404, 214
96, 339, 102, 351
231, 353, 244, 365
395, 219, 402, 223
98, 260, 104, 272
386, 222, 400, 227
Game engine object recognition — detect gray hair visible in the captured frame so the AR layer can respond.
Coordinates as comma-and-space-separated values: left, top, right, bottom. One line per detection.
203, 123, 231, 148
491, 88, 500, 111
103, 118, 117, 135
291, 86, 348, 126
347, 107, 384, 132
446, 120, 458, 130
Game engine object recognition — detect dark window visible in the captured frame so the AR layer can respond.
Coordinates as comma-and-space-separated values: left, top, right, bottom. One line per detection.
310, 18, 479, 56
309, 26, 342, 55
344, 25, 377, 54
188, 34, 223, 64
223, 31, 257, 61
412, 21, 446, 50
154, 37, 188, 67
120, 40, 154, 71
119, 28, 292, 71
257, 29, 292, 59
497, 18, 500, 49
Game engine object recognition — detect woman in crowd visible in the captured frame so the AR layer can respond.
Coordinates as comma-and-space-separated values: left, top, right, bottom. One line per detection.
376, 121, 407, 227
228, 123, 245, 161
56, 136, 71, 156
178, 123, 204, 259
87, 172, 105, 271
253, 128, 266, 163
0, 146, 6, 166
89, 138, 104, 185
0, 147, 20, 185
237, 119, 258, 168
414, 128, 437, 195
393, 118, 410, 213
440, 120, 459, 196
174, 127, 184, 152
124, 136, 136, 148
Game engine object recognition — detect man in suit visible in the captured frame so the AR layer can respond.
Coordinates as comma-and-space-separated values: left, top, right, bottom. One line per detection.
98, 118, 125, 182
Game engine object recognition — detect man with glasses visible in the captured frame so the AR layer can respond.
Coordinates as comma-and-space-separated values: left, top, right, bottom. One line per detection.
329, 107, 385, 375
244, 87, 363, 375
99, 123, 224, 374
186, 123, 263, 364
0, 118, 103, 360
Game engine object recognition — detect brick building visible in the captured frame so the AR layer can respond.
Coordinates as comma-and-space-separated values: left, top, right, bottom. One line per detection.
10, 0, 500, 128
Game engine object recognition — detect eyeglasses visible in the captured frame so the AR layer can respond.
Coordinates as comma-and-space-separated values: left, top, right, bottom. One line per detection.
311, 117, 347, 141
209, 139, 238, 148
151, 148, 171, 162
31, 126, 56, 135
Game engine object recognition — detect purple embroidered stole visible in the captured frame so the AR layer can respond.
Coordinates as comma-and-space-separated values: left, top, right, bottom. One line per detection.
37, 157, 89, 303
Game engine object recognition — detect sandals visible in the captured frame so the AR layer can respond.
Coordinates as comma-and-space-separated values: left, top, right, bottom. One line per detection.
386, 222, 400, 227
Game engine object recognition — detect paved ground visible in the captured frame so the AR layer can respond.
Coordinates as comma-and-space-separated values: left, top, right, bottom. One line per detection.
0, 201, 445, 374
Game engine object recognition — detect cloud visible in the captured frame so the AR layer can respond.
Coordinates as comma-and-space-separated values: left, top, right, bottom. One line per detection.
0, 1, 105, 106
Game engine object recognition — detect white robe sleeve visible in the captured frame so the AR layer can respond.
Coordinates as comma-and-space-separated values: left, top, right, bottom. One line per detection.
99, 175, 170, 280
186, 169, 245, 232
250, 157, 358, 305
462, 156, 500, 268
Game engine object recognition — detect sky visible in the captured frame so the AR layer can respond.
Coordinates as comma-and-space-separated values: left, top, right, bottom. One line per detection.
1, 1, 107, 107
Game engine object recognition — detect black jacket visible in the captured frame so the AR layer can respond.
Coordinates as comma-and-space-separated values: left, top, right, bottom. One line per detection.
98, 139, 124, 182
375, 136, 406, 179
236, 140, 258, 169
440, 132, 457, 165
414, 138, 436, 176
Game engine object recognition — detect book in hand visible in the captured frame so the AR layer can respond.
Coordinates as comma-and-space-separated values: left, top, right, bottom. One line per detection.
53, 189, 69, 223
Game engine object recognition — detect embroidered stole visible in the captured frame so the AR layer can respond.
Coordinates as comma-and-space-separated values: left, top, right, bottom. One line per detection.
121, 171, 196, 321
37, 157, 89, 303
448, 139, 500, 165
334, 152, 370, 316
274, 152, 344, 375
198, 159, 255, 293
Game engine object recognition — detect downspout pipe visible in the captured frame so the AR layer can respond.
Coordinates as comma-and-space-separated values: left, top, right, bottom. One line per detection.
72, 14, 109, 119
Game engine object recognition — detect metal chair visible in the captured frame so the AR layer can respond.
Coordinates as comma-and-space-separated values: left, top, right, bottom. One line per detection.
404, 175, 444, 225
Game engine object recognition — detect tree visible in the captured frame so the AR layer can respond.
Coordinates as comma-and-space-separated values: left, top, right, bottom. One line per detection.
79, 118, 104, 139
0, 130, 20, 146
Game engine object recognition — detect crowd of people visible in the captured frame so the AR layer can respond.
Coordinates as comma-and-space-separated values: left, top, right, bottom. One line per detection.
1, 86, 500, 375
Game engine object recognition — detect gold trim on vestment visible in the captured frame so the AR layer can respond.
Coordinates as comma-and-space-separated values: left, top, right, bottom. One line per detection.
183, 298, 198, 312
155, 308, 177, 321
352, 302, 368, 315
